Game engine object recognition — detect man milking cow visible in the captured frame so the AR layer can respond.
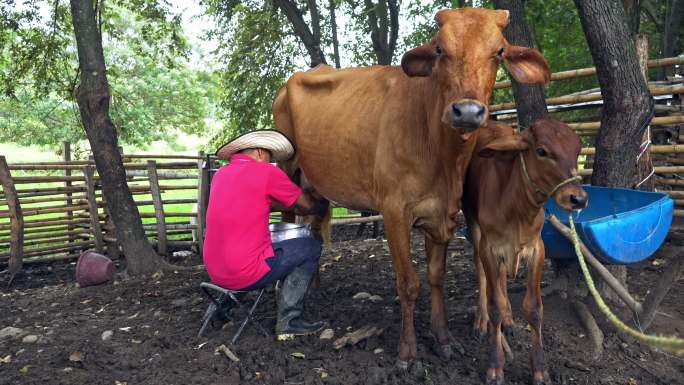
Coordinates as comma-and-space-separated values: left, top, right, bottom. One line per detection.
204, 130, 327, 339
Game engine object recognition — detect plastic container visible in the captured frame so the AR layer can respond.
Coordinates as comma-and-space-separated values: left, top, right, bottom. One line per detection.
75, 250, 116, 287
542, 185, 674, 264
268, 222, 313, 243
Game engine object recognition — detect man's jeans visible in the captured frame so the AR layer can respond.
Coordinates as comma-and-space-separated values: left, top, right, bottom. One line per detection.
239, 237, 322, 291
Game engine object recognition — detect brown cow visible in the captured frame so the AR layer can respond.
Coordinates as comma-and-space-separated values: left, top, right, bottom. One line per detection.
462, 118, 587, 385
273, 8, 550, 365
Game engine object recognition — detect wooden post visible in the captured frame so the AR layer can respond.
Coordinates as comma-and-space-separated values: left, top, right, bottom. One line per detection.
63, 141, 74, 243
636, 35, 655, 191
82, 166, 104, 253
0, 156, 23, 283
147, 160, 167, 256
196, 151, 209, 256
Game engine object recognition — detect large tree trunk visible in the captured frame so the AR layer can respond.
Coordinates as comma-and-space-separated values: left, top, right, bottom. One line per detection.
661, 0, 684, 79
329, 0, 341, 68
364, 0, 399, 65
575, 0, 654, 304
493, 0, 548, 129
274, 0, 327, 67
69, 0, 164, 275
622, 0, 641, 35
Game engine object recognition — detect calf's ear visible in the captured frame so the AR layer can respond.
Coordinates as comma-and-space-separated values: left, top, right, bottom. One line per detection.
401, 42, 438, 77
478, 134, 529, 158
503, 45, 551, 85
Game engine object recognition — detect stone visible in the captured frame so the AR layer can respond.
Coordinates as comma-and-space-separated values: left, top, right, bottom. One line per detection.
319, 328, 334, 340
352, 292, 371, 300
171, 298, 188, 307
0, 327, 24, 340
373, 348, 384, 354
368, 295, 383, 303
21, 335, 38, 344
101, 330, 113, 341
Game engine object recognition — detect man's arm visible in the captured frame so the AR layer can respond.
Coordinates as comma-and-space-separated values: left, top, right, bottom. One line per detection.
271, 190, 326, 216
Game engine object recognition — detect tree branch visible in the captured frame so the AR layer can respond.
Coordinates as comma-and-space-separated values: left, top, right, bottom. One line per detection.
641, 0, 663, 30
273, 0, 326, 66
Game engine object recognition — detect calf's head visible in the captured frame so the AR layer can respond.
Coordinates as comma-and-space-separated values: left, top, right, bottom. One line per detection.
479, 118, 588, 211
401, 8, 550, 136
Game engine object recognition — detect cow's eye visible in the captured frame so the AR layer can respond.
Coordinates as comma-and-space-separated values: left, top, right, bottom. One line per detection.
497, 47, 504, 58
536, 148, 548, 157
436, 45, 443, 56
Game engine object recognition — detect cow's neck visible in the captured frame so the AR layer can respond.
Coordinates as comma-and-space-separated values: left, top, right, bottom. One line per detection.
506, 155, 549, 224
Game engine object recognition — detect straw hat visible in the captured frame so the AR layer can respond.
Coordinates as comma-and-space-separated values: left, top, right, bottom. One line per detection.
215, 130, 295, 162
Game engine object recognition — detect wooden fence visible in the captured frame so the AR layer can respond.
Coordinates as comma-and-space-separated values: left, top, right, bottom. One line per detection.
492, 54, 684, 217
0, 145, 212, 268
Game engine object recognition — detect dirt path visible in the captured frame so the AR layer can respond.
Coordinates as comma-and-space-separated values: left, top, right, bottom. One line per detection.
1, 226, 683, 385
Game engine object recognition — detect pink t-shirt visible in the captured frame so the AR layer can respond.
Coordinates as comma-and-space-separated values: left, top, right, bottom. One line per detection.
203, 154, 302, 289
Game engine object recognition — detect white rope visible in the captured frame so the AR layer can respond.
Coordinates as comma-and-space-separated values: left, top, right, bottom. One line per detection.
635, 125, 655, 188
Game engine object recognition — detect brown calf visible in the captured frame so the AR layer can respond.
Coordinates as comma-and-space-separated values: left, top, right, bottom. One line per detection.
462, 118, 587, 385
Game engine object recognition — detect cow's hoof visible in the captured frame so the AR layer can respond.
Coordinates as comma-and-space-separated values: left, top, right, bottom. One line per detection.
472, 327, 488, 343
502, 324, 515, 341
435, 343, 453, 361
395, 360, 409, 371
533, 370, 551, 385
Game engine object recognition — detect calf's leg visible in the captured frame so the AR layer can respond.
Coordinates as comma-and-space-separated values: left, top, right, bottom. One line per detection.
523, 241, 549, 385
482, 247, 508, 385
384, 209, 420, 366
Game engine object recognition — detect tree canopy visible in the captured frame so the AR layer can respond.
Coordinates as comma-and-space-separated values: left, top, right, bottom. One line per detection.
0, 0, 681, 150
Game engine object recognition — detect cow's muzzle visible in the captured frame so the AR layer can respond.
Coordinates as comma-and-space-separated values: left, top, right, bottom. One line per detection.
451, 99, 487, 131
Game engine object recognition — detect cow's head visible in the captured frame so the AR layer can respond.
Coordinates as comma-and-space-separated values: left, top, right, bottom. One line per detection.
401, 8, 550, 135
478, 118, 587, 211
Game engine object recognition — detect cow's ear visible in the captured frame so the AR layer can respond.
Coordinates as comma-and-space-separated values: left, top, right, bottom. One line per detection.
478, 134, 529, 158
401, 42, 438, 77
503, 45, 551, 85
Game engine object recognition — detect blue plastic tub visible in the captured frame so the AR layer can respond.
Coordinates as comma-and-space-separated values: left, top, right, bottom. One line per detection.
542, 185, 674, 264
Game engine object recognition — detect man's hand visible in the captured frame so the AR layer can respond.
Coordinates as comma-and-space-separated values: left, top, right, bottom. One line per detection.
293, 191, 328, 216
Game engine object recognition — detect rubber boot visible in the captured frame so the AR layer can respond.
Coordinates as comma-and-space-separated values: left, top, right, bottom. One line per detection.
276, 267, 325, 340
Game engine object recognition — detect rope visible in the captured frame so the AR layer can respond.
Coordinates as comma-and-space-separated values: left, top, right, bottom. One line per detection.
568, 216, 684, 355
519, 153, 582, 197
635, 125, 655, 189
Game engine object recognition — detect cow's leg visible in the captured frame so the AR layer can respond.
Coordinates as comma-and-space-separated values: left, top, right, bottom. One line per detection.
473, 252, 489, 340
482, 246, 507, 385
499, 268, 515, 340
469, 222, 489, 340
425, 237, 454, 360
523, 241, 549, 385
384, 209, 419, 366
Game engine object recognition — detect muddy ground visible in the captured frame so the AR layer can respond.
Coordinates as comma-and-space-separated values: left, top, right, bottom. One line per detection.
1, 224, 683, 385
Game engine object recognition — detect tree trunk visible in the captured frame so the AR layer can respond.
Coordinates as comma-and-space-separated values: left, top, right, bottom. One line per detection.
575, 0, 654, 304
493, 0, 548, 129
274, 0, 327, 67
364, 0, 399, 65
636, 35, 655, 191
457, 0, 471, 7
661, 0, 684, 79
329, 0, 341, 68
622, 0, 641, 35
69, 0, 163, 275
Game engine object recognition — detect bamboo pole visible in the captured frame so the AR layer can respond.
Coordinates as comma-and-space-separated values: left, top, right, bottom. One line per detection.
82, 166, 104, 253
196, 151, 208, 257
658, 179, 684, 186
579, 165, 684, 176
125, 170, 198, 179
9, 186, 87, 197
493, 56, 684, 90
0, 229, 91, 244
142, 223, 197, 231
7, 161, 198, 170
19, 235, 91, 248
18, 194, 91, 205
331, 215, 383, 225
138, 212, 197, 218
572, 115, 684, 132
0, 203, 92, 217
133, 198, 197, 207
490, 84, 684, 112
0, 156, 23, 280
123, 154, 203, 160
582, 143, 684, 155
147, 161, 167, 256
0, 241, 94, 259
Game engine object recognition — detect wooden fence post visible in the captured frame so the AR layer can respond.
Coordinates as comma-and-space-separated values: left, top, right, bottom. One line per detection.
63, 141, 73, 243
636, 34, 655, 191
83, 166, 104, 253
0, 156, 23, 283
147, 160, 167, 256
196, 151, 209, 256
